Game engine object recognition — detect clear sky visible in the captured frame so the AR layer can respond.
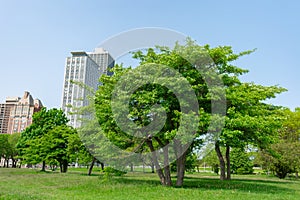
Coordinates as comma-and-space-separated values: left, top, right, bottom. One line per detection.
0, 0, 299, 110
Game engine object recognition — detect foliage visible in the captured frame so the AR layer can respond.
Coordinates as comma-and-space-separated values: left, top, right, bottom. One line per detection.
95, 39, 225, 186
230, 148, 254, 174
202, 150, 220, 174
257, 108, 300, 179
209, 46, 286, 180
17, 108, 69, 170
0, 133, 20, 167
41, 125, 80, 172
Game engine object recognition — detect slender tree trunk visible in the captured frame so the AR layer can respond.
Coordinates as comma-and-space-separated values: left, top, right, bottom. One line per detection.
100, 162, 104, 171
174, 140, 188, 187
5, 159, 9, 168
41, 161, 46, 171
88, 157, 96, 176
176, 151, 187, 186
130, 163, 134, 172
215, 142, 226, 180
226, 145, 231, 180
62, 160, 68, 173
12, 158, 16, 168
150, 162, 155, 173
146, 139, 166, 185
163, 145, 172, 186
296, 171, 299, 179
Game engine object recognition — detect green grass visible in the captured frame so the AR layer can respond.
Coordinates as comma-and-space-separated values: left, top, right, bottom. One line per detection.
0, 168, 299, 200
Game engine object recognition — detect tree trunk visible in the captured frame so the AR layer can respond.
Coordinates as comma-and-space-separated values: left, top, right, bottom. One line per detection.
215, 142, 226, 180
88, 157, 96, 176
62, 160, 68, 173
150, 162, 155, 173
12, 158, 16, 168
226, 145, 231, 180
130, 163, 134, 172
296, 171, 299, 179
174, 139, 188, 187
176, 151, 187, 186
41, 161, 46, 171
100, 162, 104, 171
163, 145, 172, 186
146, 139, 166, 185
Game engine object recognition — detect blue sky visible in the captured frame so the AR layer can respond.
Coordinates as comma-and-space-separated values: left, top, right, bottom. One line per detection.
0, 0, 299, 109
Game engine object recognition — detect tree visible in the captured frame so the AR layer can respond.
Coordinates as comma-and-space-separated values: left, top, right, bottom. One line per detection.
230, 148, 254, 174
211, 57, 286, 180
17, 108, 68, 170
201, 149, 220, 174
0, 134, 10, 167
41, 125, 79, 173
259, 108, 300, 179
95, 39, 228, 186
7, 132, 20, 168
0, 133, 20, 168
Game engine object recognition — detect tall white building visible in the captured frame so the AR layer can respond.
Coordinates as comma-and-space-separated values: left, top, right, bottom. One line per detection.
61, 48, 114, 128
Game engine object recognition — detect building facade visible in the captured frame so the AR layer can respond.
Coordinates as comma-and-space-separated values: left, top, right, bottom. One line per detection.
0, 91, 43, 134
61, 48, 114, 128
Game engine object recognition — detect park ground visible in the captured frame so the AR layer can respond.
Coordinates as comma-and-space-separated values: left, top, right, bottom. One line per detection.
0, 168, 299, 200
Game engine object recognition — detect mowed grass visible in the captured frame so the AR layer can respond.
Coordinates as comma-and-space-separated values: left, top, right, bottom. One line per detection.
0, 168, 299, 200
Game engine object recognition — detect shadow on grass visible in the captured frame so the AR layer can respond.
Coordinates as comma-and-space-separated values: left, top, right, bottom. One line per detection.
183, 175, 296, 185
109, 175, 296, 194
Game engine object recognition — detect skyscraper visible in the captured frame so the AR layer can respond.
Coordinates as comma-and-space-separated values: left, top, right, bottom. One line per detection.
61, 48, 114, 128
0, 91, 43, 134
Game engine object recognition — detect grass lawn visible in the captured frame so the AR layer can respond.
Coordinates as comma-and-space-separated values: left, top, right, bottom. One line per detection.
0, 168, 299, 200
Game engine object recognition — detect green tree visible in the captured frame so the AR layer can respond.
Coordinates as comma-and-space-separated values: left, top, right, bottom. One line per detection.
0, 134, 10, 167
201, 150, 220, 174
260, 108, 300, 179
95, 39, 225, 186
41, 125, 79, 173
0, 133, 20, 168
17, 108, 68, 171
7, 132, 20, 168
213, 62, 286, 180
230, 148, 254, 174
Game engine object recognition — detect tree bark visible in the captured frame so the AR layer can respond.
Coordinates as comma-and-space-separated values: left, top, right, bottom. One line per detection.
296, 171, 299, 179
62, 160, 68, 173
130, 163, 134, 172
41, 161, 46, 171
146, 139, 166, 185
88, 157, 96, 176
215, 142, 226, 180
226, 145, 231, 180
176, 151, 187, 186
155, 136, 172, 186
174, 139, 188, 187
162, 145, 172, 186
150, 162, 155, 173
100, 162, 104, 171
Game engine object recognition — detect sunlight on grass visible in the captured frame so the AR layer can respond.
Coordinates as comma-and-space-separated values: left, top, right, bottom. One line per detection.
0, 168, 299, 200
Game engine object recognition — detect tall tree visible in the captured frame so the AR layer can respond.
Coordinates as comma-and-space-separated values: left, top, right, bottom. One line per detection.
260, 108, 300, 178
41, 125, 79, 173
216, 84, 286, 180
17, 108, 68, 170
0, 134, 10, 167
95, 39, 261, 186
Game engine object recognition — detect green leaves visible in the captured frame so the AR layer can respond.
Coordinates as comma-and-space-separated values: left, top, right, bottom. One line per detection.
17, 108, 70, 170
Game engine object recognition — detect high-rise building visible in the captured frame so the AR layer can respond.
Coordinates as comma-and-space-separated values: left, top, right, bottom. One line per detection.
0, 91, 43, 134
61, 48, 114, 128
